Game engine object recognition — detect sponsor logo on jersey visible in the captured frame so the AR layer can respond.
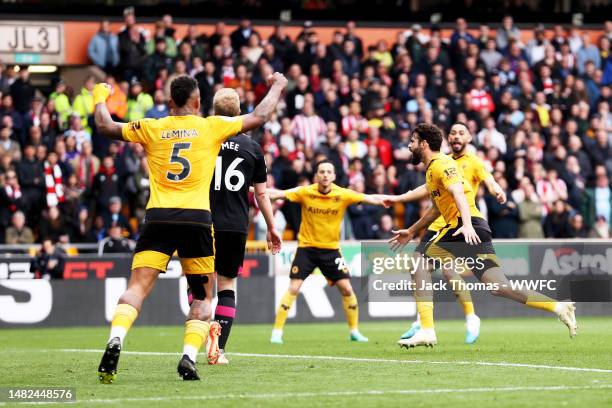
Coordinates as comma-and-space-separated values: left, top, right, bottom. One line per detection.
306, 206, 339, 216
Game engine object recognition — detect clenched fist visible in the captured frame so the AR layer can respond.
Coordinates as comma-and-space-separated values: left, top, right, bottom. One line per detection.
266, 72, 288, 89
93, 83, 111, 105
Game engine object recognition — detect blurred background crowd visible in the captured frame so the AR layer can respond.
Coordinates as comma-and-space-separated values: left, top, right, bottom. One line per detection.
2, 9, 612, 256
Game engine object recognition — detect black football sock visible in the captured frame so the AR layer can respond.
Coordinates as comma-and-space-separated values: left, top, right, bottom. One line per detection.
214, 290, 236, 350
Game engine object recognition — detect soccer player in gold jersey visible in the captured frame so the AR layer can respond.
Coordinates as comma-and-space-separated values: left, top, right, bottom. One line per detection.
389, 123, 577, 348
267, 160, 387, 343
93, 72, 288, 382
384, 122, 507, 344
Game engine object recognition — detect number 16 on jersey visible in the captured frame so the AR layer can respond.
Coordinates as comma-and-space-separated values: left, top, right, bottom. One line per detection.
214, 157, 245, 191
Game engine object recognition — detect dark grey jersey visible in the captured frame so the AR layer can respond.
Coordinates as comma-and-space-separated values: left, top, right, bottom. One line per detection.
210, 133, 267, 233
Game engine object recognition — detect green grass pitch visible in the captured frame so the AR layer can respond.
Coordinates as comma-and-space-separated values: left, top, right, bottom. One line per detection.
2, 317, 612, 407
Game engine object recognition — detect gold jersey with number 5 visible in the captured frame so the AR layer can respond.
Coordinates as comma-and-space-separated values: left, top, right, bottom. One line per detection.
122, 115, 242, 221
123, 114, 243, 275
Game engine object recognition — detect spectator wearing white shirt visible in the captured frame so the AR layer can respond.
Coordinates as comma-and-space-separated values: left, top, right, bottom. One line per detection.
64, 114, 91, 153
497, 15, 522, 50
477, 117, 507, 154
567, 27, 583, 55
526, 26, 549, 65
290, 100, 327, 151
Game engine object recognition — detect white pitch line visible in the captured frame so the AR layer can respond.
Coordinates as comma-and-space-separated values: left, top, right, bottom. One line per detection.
12, 348, 612, 374
1, 384, 612, 406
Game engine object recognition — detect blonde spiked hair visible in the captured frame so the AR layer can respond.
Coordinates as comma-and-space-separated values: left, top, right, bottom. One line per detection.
212, 88, 241, 117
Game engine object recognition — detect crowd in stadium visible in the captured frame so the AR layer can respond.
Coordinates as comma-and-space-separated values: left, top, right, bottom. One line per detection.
1, 10, 612, 252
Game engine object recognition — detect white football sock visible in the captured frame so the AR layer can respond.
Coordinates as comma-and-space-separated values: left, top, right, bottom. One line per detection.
108, 326, 127, 345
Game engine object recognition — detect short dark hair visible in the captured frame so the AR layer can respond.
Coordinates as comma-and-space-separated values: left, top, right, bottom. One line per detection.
412, 123, 443, 151
170, 75, 198, 108
453, 121, 469, 130
315, 158, 335, 173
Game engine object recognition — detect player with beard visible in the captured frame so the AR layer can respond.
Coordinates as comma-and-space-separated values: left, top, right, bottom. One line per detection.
94, 72, 288, 382
388, 123, 577, 348
383, 122, 506, 344
267, 160, 387, 344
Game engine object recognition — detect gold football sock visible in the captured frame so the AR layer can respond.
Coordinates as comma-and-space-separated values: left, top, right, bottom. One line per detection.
108, 303, 138, 344
526, 294, 557, 313
417, 301, 435, 329
182, 320, 210, 362
342, 293, 359, 331
450, 278, 475, 316
273, 291, 296, 330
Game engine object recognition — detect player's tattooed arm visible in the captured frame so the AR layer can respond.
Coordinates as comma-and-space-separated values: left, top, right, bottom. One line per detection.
93, 83, 125, 141
240, 72, 288, 132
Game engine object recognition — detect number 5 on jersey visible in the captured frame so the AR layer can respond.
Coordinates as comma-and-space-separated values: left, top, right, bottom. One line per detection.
214, 157, 245, 191
167, 142, 191, 181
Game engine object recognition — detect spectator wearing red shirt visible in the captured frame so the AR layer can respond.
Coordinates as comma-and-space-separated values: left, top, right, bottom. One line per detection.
365, 127, 392, 167
341, 101, 369, 137
469, 75, 495, 113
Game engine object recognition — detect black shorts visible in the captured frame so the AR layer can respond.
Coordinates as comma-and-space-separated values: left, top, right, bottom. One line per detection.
290, 247, 350, 283
423, 217, 499, 280
415, 229, 438, 255
132, 222, 215, 274
215, 231, 248, 278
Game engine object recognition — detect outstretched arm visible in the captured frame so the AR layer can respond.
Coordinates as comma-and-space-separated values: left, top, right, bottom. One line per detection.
93, 84, 125, 141
240, 72, 288, 132
267, 188, 289, 201
482, 175, 507, 204
361, 194, 389, 207
382, 184, 429, 206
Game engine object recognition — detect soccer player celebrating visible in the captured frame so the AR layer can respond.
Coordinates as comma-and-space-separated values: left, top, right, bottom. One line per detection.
93, 72, 288, 382
267, 160, 387, 344
389, 123, 577, 348
384, 122, 507, 344
206, 88, 282, 365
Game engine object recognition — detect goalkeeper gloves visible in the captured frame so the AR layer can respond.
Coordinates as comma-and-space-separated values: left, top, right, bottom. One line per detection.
93, 83, 111, 105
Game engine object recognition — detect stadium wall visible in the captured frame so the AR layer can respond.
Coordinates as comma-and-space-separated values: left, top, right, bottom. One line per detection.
0, 276, 609, 328
1, 240, 610, 327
